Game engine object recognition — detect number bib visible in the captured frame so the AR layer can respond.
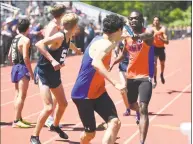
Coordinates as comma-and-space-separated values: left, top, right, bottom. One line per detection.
60, 48, 68, 64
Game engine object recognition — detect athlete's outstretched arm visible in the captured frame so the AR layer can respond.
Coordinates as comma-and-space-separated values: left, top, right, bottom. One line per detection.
23, 38, 34, 80
35, 32, 64, 62
133, 28, 154, 46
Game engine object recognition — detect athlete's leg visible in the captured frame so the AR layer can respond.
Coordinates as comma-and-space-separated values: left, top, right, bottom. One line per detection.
45, 93, 57, 128
32, 80, 53, 136
95, 93, 121, 144
119, 71, 130, 116
138, 80, 152, 143
49, 84, 68, 139
14, 76, 29, 121
159, 48, 166, 84
73, 99, 96, 144
50, 84, 68, 127
153, 56, 158, 87
127, 79, 140, 124
12, 78, 32, 128
103, 118, 121, 144
80, 132, 96, 144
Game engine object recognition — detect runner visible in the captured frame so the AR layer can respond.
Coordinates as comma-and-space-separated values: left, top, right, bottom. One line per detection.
43, 3, 81, 128
152, 16, 169, 88
71, 14, 128, 144
8, 19, 34, 128
30, 13, 79, 144
109, 11, 154, 144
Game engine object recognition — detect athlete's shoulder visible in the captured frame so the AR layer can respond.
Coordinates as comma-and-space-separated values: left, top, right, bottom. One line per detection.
161, 25, 167, 32
21, 36, 30, 44
91, 37, 112, 49
89, 37, 113, 58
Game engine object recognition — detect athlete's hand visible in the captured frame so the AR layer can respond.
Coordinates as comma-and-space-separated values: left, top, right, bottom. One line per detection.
60, 63, 65, 68
114, 83, 127, 94
121, 29, 130, 40
76, 48, 82, 55
30, 73, 34, 80
51, 60, 60, 71
131, 34, 140, 41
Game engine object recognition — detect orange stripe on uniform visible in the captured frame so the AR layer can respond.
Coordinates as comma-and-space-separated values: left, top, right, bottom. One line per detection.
87, 72, 106, 99
87, 50, 112, 99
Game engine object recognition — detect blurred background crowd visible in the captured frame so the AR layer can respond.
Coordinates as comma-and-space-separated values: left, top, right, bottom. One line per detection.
0, 1, 191, 66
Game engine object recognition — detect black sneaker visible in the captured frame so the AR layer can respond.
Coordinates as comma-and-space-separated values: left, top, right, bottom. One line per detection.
160, 73, 165, 84
50, 124, 69, 139
30, 136, 41, 144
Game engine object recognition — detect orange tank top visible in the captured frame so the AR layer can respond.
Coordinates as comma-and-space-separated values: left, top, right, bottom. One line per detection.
125, 37, 150, 79
153, 31, 165, 47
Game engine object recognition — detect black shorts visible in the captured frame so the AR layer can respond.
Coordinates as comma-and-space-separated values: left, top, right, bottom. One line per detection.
127, 78, 152, 105
154, 46, 166, 61
72, 92, 118, 133
34, 66, 61, 88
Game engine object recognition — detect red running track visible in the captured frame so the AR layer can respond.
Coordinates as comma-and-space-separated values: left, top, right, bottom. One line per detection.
0, 39, 191, 144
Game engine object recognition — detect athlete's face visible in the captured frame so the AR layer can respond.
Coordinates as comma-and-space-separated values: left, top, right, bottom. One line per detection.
72, 24, 78, 36
128, 12, 142, 28
153, 17, 160, 27
112, 27, 123, 42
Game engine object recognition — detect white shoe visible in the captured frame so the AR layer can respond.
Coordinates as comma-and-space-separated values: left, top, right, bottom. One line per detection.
45, 116, 63, 128
45, 116, 54, 128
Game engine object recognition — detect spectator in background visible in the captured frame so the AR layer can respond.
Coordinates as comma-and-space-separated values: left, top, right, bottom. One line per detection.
74, 24, 85, 53
187, 25, 191, 38
1, 18, 14, 65
85, 22, 95, 47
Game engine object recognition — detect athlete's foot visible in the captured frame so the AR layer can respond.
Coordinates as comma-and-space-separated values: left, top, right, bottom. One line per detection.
20, 118, 33, 126
152, 81, 157, 89
12, 120, 33, 128
97, 122, 107, 130
50, 124, 68, 139
160, 73, 165, 84
30, 136, 41, 144
136, 112, 140, 125
123, 109, 131, 116
45, 117, 63, 128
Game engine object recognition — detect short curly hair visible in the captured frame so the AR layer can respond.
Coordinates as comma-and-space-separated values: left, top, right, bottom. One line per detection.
103, 14, 126, 34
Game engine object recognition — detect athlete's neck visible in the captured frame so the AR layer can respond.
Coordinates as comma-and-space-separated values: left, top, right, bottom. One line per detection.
132, 26, 143, 34
53, 18, 61, 26
19, 32, 28, 37
63, 29, 73, 42
103, 33, 118, 44
155, 25, 161, 30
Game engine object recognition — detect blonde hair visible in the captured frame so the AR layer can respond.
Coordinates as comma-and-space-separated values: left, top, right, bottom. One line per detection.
61, 13, 79, 29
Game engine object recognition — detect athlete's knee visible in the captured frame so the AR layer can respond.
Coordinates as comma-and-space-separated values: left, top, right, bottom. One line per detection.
45, 104, 54, 114
160, 61, 165, 66
130, 102, 139, 111
58, 100, 68, 111
108, 117, 121, 129
80, 131, 96, 143
139, 103, 148, 116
